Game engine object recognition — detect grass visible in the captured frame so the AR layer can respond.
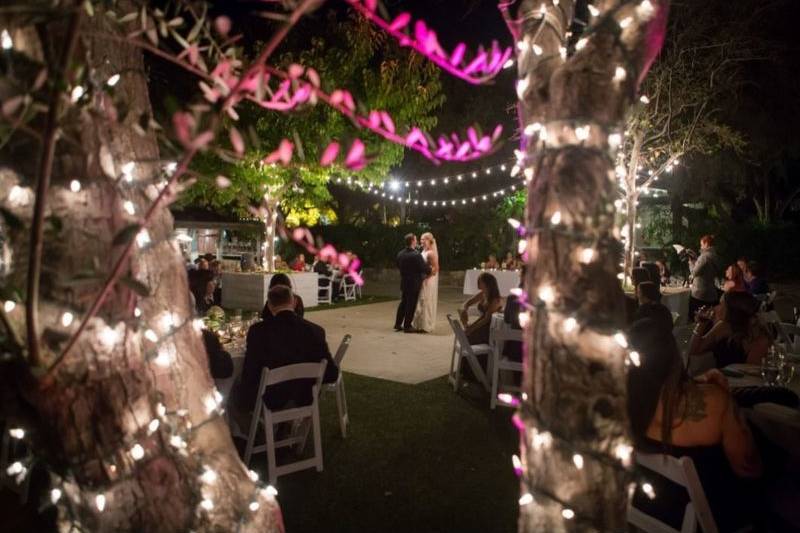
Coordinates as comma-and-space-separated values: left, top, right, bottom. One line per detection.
240, 373, 520, 533
305, 294, 396, 312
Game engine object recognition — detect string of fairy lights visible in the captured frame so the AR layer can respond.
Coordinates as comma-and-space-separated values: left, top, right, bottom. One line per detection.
332, 160, 527, 207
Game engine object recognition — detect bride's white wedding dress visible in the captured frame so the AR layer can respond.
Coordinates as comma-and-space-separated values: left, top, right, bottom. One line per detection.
412, 250, 438, 332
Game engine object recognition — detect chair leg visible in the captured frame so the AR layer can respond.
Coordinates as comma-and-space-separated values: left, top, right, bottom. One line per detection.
336, 380, 348, 438
265, 408, 277, 485
453, 352, 463, 392
243, 405, 261, 466
490, 351, 500, 409
312, 403, 324, 472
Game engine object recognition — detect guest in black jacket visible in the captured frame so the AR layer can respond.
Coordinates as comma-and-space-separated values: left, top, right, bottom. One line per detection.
394, 233, 431, 332
237, 285, 338, 412
634, 281, 674, 336
202, 329, 233, 379
260, 273, 305, 319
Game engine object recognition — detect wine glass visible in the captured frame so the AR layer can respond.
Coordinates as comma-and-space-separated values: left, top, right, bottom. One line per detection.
761, 356, 780, 386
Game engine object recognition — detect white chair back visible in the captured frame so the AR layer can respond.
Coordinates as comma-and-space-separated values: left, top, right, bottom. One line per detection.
333, 334, 352, 366
318, 275, 333, 305
629, 452, 718, 533
245, 360, 328, 483
446, 314, 491, 391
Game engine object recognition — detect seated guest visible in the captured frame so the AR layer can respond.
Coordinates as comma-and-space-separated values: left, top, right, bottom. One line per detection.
236, 285, 338, 413
641, 262, 661, 288
736, 256, 749, 280
625, 267, 651, 324
291, 254, 307, 272
460, 272, 503, 344
188, 259, 215, 314
655, 259, 671, 286
261, 273, 304, 319
634, 281, 673, 335
688, 291, 771, 367
746, 261, 769, 296
627, 319, 762, 532
484, 254, 500, 270
722, 263, 747, 293
202, 328, 233, 379
501, 252, 517, 270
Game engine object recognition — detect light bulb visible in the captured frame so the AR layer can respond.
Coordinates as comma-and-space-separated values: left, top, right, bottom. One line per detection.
8, 428, 24, 439
70, 86, 85, 103
639, 95, 650, 104
562, 508, 575, 519
201, 467, 218, 484
532, 44, 543, 56
200, 498, 214, 511
642, 482, 656, 499
148, 419, 160, 433
4, 300, 16, 312
563, 317, 577, 333
106, 74, 121, 87
130, 444, 145, 460
628, 350, 641, 367
614, 332, 628, 348
550, 211, 562, 225
579, 248, 594, 264
123, 200, 135, 215
95, 494, 106, 512
249, 501, 260, 511
613, 66, 627, 82
572, 454, 584, 469
1, 29, 12, 50
518, 493, 534, 506
69, 179, 81, 192
50, 488, 62, 504
538, 285, 555, 303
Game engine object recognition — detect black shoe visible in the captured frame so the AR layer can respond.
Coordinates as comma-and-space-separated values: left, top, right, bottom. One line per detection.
394, 326, 403, 331
403, 328, 417, 333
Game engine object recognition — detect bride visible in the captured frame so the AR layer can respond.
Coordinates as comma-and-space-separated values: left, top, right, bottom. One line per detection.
412, 232, 439, 332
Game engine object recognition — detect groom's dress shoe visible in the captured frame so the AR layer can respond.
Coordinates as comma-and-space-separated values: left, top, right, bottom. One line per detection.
393, 326, 403, 332
403, 328, 417, 333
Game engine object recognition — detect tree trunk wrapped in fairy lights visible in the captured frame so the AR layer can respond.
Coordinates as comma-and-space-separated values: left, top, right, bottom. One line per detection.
0, 5, 282, 532
503, 0, 669, 530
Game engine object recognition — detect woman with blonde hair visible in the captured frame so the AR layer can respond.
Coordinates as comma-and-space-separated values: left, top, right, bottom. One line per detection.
412, 232, 439, 332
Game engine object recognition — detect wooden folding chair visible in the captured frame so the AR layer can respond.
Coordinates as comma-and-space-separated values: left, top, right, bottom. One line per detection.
243, 361, 327, 484
447, 314, 491, 392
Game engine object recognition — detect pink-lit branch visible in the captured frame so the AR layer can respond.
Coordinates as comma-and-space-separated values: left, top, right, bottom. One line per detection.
346, 0, 513, 85
261, 65, 504, 165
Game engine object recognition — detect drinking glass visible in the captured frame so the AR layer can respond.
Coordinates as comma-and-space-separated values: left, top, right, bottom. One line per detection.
761, 356, 780, 386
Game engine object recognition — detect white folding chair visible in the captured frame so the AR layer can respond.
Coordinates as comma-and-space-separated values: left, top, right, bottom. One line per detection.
355, 270, 364, 299
317, 275, 333, 305
447, 314, 491, 392
243, 361, 327, 484
628, 452, 719, 533
323, 335, 351, 438
778, 322, 800, 354
339, 275, 356, 301
759, 311, 792, 345
489, 324, 524, 409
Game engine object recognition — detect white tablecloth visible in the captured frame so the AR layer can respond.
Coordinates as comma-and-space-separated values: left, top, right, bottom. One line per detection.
221, 271, 319, 311
463, 269, 521, 297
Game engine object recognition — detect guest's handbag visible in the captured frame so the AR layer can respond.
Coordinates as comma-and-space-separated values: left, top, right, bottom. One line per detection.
732, 386, 799, 409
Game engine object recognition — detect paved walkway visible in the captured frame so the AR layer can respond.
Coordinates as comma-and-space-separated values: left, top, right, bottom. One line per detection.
306, 286, 465, 384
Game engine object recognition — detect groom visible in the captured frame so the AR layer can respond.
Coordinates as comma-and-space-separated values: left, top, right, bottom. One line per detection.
394, 233, 431, 332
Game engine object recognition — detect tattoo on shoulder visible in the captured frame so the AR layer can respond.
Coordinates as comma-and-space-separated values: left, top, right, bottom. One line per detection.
684, 386, 707, 422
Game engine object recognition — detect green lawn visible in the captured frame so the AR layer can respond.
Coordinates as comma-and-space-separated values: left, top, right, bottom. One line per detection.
305, 294, 396, 313
241, 373, 520, 533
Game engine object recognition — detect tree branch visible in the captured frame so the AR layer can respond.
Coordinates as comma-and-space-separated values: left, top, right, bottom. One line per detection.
25, 10, 81, 367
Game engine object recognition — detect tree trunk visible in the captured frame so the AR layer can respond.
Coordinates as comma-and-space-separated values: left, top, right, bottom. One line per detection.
515, 1, 668, 530
1, 8, 281, 532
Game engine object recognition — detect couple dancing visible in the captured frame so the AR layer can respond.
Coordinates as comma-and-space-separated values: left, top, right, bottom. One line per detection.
394, 232, 439, 333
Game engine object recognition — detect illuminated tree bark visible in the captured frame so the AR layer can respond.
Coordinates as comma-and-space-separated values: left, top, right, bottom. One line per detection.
511, 1, 669, 530
0, 7, 281, 532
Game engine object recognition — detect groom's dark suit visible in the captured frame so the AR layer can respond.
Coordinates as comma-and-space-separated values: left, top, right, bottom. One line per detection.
394, 247, 432, 331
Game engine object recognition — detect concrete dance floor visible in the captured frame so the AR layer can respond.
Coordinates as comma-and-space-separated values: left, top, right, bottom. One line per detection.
306, 286, 465, 384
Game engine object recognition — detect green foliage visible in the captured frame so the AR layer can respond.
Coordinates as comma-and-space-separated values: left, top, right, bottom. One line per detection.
179, 12, 444, 224
640, 205, 672, 247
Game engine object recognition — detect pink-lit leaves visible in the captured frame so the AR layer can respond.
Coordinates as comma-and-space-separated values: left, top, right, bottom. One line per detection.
346, 0, 513, 85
